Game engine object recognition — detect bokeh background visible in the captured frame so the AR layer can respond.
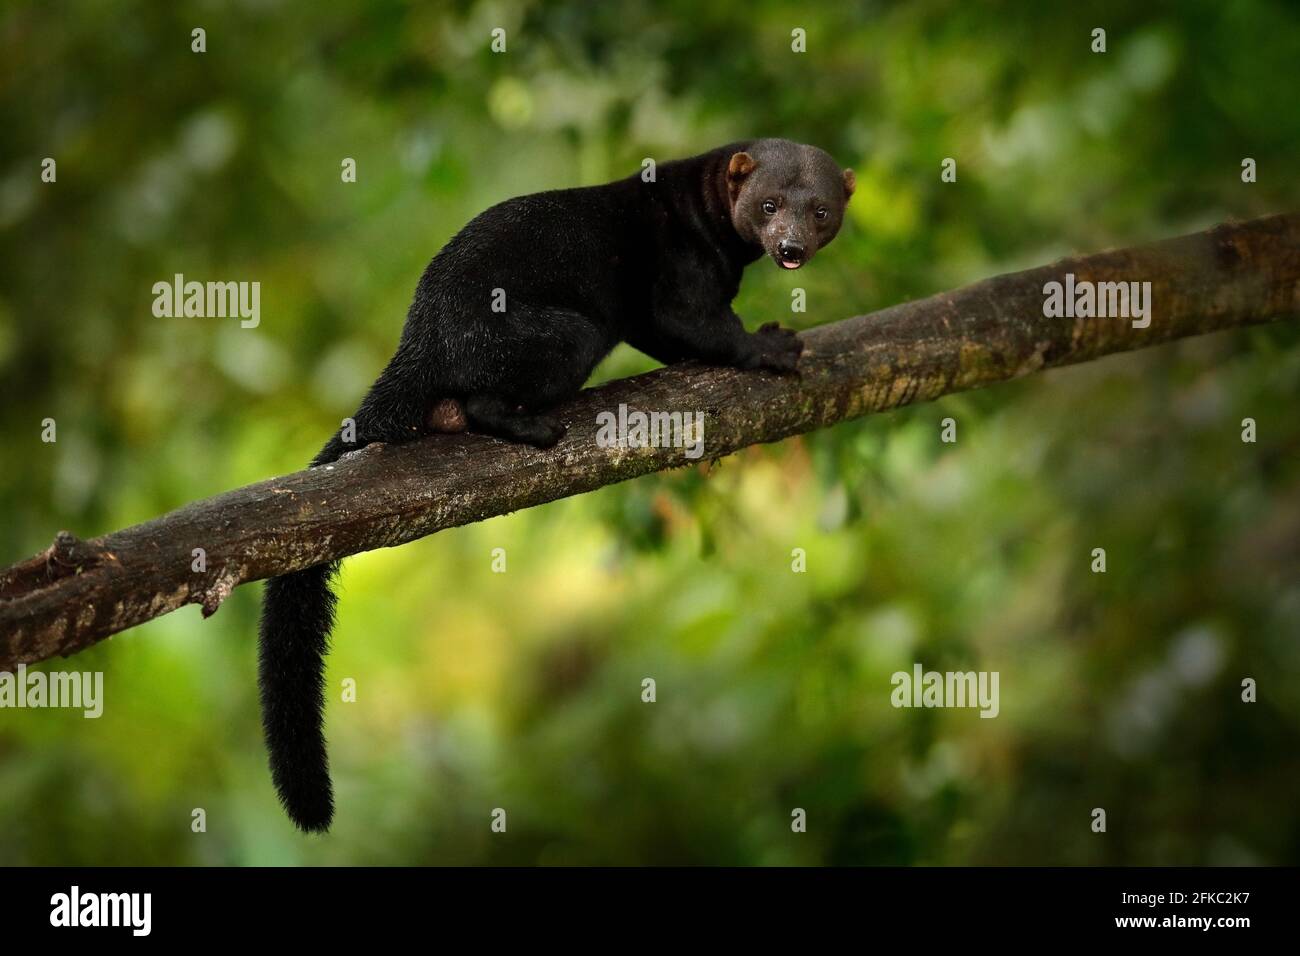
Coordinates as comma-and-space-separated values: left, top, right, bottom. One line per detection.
2, 0, 1298, 865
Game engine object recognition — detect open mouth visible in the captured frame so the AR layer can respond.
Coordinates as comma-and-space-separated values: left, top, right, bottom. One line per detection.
774, 254, 805, 270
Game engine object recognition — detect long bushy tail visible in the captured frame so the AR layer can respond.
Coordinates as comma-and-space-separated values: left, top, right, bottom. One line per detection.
257, 348, 435, 832
258, 561, 340, 832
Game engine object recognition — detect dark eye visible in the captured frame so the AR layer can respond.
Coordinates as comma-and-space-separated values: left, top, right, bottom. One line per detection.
815, 206, 829, 221
762, 199, 777, 215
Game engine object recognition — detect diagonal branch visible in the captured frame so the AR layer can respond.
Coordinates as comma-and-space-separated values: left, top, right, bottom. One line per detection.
3, 213, 1298, 670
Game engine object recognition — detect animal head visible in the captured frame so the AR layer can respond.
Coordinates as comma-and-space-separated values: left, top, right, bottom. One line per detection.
725, 139, 855, 270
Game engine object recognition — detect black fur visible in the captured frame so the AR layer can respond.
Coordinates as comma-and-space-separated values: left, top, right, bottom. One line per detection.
258, 139, 854, 831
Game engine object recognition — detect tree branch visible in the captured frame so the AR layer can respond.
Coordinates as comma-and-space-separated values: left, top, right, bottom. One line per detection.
3, 213, 1298, 670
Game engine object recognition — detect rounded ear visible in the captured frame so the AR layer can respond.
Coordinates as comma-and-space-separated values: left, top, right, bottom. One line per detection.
842, 168, 856, 199
727, 151, 757, 183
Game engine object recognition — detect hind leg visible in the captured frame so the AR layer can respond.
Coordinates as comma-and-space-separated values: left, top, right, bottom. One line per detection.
464, 393, 566, 448
455, 305, 612, 448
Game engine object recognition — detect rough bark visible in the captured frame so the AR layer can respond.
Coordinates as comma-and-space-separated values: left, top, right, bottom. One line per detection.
2, 213, 1298, 670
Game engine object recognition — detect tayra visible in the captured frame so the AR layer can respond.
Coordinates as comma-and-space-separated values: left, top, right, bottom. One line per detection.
259, 138, 856, 831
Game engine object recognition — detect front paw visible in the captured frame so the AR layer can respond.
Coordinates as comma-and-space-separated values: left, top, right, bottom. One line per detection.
743, 322, 804, 373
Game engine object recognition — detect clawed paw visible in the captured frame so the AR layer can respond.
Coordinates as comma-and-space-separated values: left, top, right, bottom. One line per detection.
745, 322, 804, 373
517, 417, 566, 449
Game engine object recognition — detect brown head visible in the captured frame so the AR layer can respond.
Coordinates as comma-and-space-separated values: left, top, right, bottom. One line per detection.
724, 139, 855, 269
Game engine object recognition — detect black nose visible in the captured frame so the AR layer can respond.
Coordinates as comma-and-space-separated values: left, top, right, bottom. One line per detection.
778, 239, 805, 263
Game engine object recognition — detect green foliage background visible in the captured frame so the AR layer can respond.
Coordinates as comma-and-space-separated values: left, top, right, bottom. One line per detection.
1, 0, 1298, 865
